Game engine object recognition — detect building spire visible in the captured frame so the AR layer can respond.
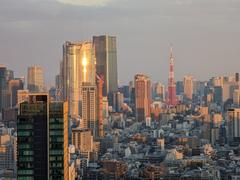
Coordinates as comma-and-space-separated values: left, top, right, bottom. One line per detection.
170, 44, 173, 59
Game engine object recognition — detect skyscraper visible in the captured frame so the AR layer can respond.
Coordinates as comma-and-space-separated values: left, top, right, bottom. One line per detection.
81, 83, 97, 137
7, 78, 24, 107
27, 66, 44, 93
227, 108, 240, 143
183, 76, 194, 100
17, 94, 69, 180
0, 65, 8, 110
168, 47, 177, 106
0, 65, 14, 111
134, 74, 151, 122
62, 41, 96, 118
93, 35, 118, 96
233, 89, 240, 106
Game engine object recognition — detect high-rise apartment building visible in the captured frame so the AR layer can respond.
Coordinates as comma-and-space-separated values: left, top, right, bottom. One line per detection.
62, 41, 96, 118
93, 35, 118, 96
81, 83, 97, 137
17, 94, 68, 180
183, 76, 194, 100
27, 66, 44, 93
134, 74, 151, 122
227, 108, 240, 143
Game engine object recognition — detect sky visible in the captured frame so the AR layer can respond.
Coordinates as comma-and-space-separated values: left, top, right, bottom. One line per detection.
0, 0, 240, 86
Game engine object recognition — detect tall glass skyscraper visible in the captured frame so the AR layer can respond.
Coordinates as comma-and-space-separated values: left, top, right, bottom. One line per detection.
62, 41, 96, 118
93, 35, 118, 96
17, 94, 69, 180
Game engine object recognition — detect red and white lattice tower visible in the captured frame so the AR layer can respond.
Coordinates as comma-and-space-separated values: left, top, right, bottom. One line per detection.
168, 46, 177, 106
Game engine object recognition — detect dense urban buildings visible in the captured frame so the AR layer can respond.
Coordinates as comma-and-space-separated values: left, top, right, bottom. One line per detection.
1, 34, 240, 180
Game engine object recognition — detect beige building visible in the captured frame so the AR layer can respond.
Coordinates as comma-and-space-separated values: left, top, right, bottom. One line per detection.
7, 79, 24, 107
212, 76, 224, 87
81, 84, 97, 137
0, 134, 14, 171
212, 114, 222, 128
183, 76, 193, 100
27, 66, 44, 92
17, 90, 29, 105
134, 74, 151, 122
233, 89, 240, 106
72, 128, 93, 159
227, 108, 240, 142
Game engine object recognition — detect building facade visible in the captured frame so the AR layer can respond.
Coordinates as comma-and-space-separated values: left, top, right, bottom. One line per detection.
134, 74, 151, 122
62, 41, 96, 118
17, 94, 68, 180
93, 35, 118, 96
27, 66, 44, 93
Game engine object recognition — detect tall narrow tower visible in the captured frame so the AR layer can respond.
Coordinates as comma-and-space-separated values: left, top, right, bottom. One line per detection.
168, 47, 177, 106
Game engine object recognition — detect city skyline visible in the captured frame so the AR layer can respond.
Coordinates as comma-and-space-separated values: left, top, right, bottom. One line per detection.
0, 0, 240, 86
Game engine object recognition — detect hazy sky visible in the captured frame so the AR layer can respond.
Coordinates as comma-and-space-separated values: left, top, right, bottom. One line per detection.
0, 0, 240, 86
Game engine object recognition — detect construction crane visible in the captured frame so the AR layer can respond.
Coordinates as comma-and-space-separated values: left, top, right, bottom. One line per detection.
96, 74, 104, 137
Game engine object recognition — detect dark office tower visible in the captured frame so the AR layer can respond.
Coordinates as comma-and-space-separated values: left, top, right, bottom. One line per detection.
49, 102, 69, 180
7, 78, 24, 107
17, 94, 69, 180
0, 65, 7, 110
236, 73, 239, 82
93, 35, 118, 96
0, 65, 14, 111
176, 81, 184, 96
213, 86, 223, 104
